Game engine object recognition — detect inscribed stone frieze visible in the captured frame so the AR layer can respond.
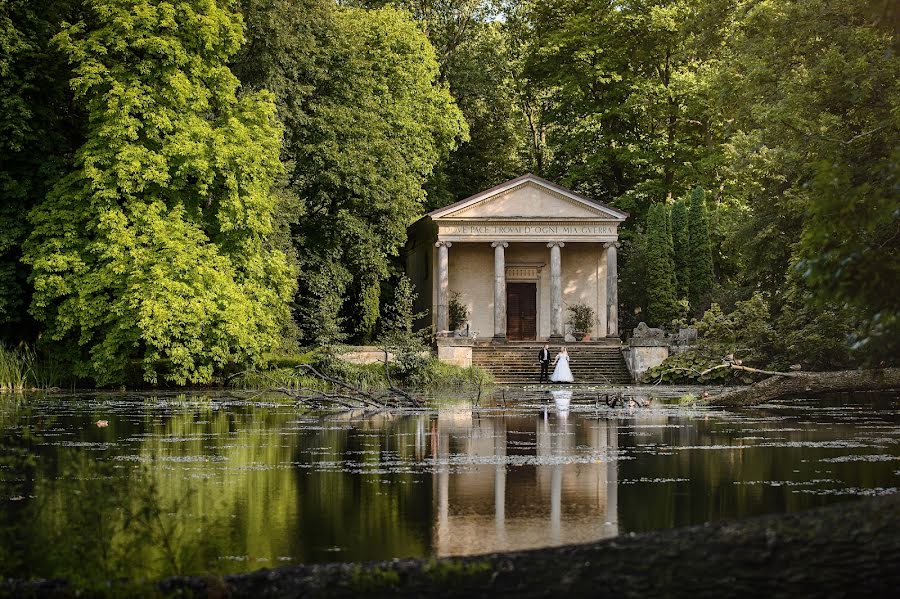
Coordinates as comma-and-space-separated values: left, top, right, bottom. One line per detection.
440, 223, 617, 237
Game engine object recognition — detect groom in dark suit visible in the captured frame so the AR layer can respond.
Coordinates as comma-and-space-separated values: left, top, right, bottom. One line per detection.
538, 344, 551, 383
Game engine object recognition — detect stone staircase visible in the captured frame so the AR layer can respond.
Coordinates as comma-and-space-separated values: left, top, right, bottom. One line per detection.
472, 342, 632, 385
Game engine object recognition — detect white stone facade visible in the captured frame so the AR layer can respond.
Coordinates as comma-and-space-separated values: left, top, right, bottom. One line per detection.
406, 174, 628, 342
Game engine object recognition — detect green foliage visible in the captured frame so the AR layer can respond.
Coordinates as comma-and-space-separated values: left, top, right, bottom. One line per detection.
349, 565, 402, 593
236, 2, 466, 343
694, 293, 776, 364
22, 0, 295, 385
0, 343, 68, 391
358, 2, 523, 207
263, 350, 320, 369
671, 199, 690, 300
567, 303, 595, 335
0, 0, 76, 341
422, 557, 494, 586
448, 291, 469, 331
404, 359, 493, 390
425, 13, 524, 205
518, 0, 728, 215
643, 348, 742, 385
380, 275, 430, 376
1, 0, 897, 381
686, 186, 715, 314
230, 354, 492, 392
619, 226, 650, 333
773, 275, 858, 371
644, 203, 680, 326
721, 0, 899, 364
0, 343, 30, 391
646, 292, 778, 383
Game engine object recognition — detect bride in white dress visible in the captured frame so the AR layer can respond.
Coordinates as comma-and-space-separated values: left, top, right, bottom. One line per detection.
550, 347, 574, 383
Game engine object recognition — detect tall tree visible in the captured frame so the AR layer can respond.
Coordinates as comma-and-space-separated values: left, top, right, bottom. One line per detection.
644, 202, 680, 326
24, 0, 294, 385
0, 0, 78, 341
670, 198, 690, 300
356, 1, 524, 205
664, 199, 676, 298
519, 0, 732, 220
722, 0, 899, 361
235, 4, 465, 343
425, 18, 524, 206
686, 186, 714, 313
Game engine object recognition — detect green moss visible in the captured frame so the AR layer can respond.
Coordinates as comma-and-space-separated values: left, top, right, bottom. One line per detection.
422, 558, 493, 585
348, 565, 402, 592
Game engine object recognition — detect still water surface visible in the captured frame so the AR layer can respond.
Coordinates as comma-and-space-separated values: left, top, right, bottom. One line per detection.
0, 388, 898, 580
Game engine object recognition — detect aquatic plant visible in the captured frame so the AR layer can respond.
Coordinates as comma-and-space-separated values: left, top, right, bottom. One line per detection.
0, 343, 32, 391
404, 360, 493, 390
0, 343, 69, 391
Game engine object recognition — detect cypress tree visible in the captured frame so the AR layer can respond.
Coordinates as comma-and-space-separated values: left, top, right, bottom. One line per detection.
671, 199, 690, 300
687, 186, 715, 313
645, 203, 680, 326
665, 201, 676, 283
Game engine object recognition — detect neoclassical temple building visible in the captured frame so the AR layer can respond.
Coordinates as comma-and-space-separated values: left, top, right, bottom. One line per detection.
406, 174, 628, 350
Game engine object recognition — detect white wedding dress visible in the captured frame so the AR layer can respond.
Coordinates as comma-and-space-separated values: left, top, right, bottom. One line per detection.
550, 352, 574, 383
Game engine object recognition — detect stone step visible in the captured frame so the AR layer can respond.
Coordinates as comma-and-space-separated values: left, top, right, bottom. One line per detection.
471, 344, 632, 384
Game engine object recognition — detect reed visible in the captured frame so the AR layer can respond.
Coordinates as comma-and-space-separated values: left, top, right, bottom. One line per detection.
0, 343, 32, 392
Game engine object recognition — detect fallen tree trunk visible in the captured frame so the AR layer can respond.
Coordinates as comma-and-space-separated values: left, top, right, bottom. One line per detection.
707, 367, 900, 407
10, 494, 898, 598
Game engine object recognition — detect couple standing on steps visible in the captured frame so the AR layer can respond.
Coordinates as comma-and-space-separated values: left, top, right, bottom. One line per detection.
538, 343, 574, 383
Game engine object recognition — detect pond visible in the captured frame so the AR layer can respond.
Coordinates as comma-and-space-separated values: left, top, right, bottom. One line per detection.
0, 387, 898, 583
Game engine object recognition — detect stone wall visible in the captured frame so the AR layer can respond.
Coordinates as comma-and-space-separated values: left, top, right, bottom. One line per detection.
436, 343, 473, 368
339, 347, 435, 366
624, 338, 670, 382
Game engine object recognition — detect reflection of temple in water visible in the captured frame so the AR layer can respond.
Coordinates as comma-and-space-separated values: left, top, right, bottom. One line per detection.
431, 402, 619, 556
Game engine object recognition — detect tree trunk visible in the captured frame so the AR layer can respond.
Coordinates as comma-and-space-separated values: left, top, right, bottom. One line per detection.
708, 367, 900, 407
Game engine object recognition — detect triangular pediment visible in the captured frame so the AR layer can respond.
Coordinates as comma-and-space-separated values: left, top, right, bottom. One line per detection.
428, 175, 628, 221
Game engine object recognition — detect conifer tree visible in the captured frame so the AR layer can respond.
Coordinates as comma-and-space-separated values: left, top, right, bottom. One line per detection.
671, 199, 690, 301
664, 200, 678, 303
686, 186, 715, 313
24, 0, 294, 385
645, 203, 680, 326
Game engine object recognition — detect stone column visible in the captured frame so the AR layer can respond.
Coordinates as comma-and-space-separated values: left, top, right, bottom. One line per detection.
492, 241, 508, 341
604, 242, 619, 338
435, 241, 452, 334
548, 242, 565, 339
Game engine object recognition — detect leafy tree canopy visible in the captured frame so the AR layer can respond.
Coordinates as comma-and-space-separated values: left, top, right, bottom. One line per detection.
24, 0, 295, 385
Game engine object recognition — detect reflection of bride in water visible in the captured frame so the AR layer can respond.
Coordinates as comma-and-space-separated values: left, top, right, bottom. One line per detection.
550, 389, 573, 416
550, 347, 574, 383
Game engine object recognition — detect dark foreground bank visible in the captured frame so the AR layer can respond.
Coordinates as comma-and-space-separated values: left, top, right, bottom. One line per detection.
5, 494, 898, 598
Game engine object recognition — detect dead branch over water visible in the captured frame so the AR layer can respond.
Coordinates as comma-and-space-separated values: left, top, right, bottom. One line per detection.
229, 364, 423, 410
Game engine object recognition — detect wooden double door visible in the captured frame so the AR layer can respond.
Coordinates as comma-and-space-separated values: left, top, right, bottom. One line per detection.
506, 282, 537, 341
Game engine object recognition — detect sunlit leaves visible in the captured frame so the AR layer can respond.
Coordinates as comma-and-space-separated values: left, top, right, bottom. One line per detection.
23, 0, 294, 384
